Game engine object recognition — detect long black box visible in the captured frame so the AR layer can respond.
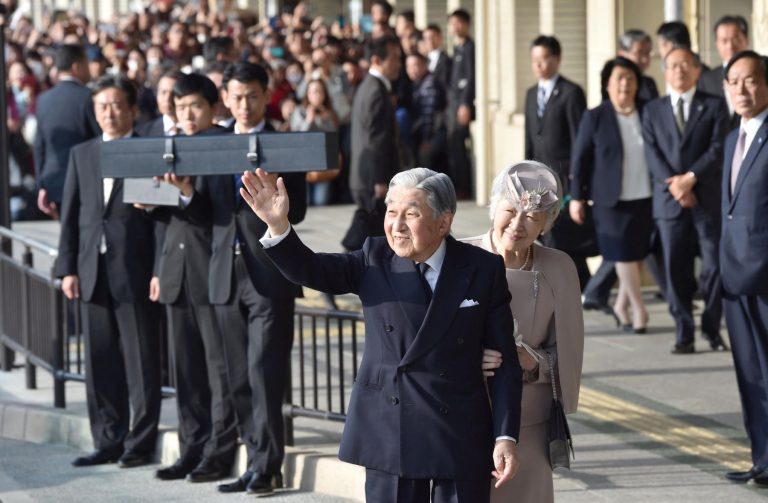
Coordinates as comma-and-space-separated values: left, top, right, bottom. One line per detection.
101, 131, 339, 178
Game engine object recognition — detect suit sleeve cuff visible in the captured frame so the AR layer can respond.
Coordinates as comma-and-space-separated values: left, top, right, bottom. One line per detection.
260, 225, 292, 248
495, 436, 517, 444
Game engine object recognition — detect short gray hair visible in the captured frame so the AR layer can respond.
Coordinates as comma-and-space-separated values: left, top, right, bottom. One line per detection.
386, 167, 457, 219
618, 29, 651, 52
488, 161, 562, 233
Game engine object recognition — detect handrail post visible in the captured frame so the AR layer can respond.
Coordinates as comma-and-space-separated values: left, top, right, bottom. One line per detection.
283, 316, 295, 447
52, 277, 66, 408
22, 246, 36, 389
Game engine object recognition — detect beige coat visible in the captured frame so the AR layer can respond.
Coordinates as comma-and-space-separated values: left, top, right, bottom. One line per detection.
461, 232, 585, 502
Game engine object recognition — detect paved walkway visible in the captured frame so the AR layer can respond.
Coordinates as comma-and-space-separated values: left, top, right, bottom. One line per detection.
2, 203, 768, 502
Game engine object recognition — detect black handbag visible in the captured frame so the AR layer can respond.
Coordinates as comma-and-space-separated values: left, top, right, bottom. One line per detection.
547, 353, 574, 470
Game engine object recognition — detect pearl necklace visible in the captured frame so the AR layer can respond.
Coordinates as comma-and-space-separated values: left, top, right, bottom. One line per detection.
518, 246, 532, 270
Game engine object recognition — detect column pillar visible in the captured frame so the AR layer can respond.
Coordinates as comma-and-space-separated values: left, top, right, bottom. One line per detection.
473, 0, 539, 203
753, 0, 768, 54
586, 0, 617, 106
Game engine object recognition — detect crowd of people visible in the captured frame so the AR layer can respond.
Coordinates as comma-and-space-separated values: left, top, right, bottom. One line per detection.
3, 0, 768, 500
5, 0, 475, 221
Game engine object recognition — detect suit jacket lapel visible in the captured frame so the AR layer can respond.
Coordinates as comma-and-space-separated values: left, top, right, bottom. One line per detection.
104, 178, 123, 215
401, 237, 473, 366
662, 96, 682, 142
385, 254, 427, 336
681, 94, 705, 145
731, 122, 768, 209
723, 130, 737, 204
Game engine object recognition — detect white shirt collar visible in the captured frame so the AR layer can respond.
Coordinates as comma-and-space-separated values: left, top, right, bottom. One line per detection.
162, 114, 177, 134
669, 86, 696, 105
59, 75, 83, 85
420, 238, 447, 275
234, 120, 266, 134
102, 131, 133, 142
740, 107, 768, 154
427, 50, 440, 71
368, 68, 392, 92
537, 75, 559, 102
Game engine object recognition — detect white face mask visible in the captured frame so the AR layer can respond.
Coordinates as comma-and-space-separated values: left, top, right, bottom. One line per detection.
197, 33, 208, 44
287, 73, 303, 86
147, 57, 161, 67
127, 60, 140, 72
28, 61, 45, 82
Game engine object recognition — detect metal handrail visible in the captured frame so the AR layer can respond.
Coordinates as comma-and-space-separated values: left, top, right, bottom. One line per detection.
0, 226, 59, 257
1, 225, 364, 445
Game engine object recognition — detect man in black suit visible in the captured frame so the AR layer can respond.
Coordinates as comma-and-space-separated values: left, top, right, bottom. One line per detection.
241, 166, 522, 502
720, 50, 768, 487
145, 74, 238, 483
34, 44, 101, 219
446, 9, 475, 197
423, 24, 451, 93
343, 36, 402, 251
698, 15, 749, 131
55, 74, 160, 468
524, 35, 590, 289
406, 53, 447, 172
135, 69, 182, 137
642, 46, 728, 354
172, 63, 307, 497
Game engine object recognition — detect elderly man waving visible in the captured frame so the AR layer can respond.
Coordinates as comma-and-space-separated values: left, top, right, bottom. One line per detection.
240, 166, 522, 503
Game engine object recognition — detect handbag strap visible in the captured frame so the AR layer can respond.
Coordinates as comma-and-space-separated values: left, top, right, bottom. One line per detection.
547, 352, 559, 401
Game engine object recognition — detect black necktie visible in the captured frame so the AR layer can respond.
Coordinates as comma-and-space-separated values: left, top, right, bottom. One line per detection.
418, 262, 433, 304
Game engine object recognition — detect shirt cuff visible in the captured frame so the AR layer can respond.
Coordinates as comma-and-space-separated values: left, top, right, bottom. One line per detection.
259, 225, 292, 248
179, 193, 193, 207
495, 436, 517, 444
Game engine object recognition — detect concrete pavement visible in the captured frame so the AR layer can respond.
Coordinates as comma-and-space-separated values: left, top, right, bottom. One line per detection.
2, 202, 768, 501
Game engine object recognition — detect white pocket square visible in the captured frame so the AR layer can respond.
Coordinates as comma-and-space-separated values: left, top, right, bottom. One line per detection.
459, 299, 480, 308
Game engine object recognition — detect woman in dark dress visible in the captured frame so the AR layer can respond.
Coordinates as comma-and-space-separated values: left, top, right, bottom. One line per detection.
569, 57, 653, 333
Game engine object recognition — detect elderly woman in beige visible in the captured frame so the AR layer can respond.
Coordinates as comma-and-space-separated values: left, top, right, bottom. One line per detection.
463, 161, 584, 503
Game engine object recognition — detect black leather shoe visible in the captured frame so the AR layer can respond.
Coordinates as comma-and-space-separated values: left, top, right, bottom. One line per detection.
187, 458, 230, 483
246, 472, 283, 496
671, 342, 695, 354
726, 466, 766, 482
217, 471, 254, 493
583, 300, 609, 312
156, 457, 199, 480
707, 335, 729, 352
72, 448, 122, 467
118, 450, 152, 468
754, 473, 768, 487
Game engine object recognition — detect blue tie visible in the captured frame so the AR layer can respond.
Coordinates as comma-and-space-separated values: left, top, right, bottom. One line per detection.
537, 86, 546, 118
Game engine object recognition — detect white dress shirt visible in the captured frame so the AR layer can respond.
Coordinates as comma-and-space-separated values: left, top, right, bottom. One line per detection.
668, 87, 696, 122
427, 50, 441, 73
739, 108, 768, 159
537, 75, 560, 107
368, 68, 392, 93
163, 114, 179, 136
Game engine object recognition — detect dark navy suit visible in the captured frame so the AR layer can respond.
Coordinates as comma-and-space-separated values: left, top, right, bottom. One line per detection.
642, 90, 728, 347
264, 231, 522, 502
721, 118, 768, 469
34, 79, 101, 205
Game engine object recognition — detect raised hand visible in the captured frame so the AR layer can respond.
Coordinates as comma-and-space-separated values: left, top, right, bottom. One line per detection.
240, 168, 291, 236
